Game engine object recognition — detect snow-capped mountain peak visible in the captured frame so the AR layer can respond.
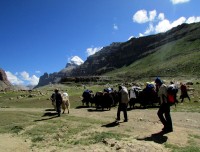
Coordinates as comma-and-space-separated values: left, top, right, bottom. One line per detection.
70, 56, 84, 65
65, 56, 84, 68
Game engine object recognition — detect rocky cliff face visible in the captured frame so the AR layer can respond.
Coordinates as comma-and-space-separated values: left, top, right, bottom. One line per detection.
0, 68, 12, 90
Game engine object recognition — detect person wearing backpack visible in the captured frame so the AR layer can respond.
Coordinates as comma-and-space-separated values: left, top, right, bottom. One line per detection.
54, 88, 63, 117
168, 81, 179, 106
180, 82, 190, 102
155, 77, 173, 133
116, 86, 129, 122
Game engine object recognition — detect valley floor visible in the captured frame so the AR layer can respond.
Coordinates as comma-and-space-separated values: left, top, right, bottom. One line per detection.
0, 106, 200, 152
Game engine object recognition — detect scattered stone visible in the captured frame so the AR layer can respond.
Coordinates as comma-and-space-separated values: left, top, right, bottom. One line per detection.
102, 139, 108, 145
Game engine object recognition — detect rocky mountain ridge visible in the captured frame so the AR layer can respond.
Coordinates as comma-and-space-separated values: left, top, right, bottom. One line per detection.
36, 22, 200, 87
71, 23, 199, 76
36, 56, 84, 87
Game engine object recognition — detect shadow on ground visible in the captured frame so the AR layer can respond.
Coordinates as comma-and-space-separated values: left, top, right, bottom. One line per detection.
34, 112, 59, 122
87, 108, 110, 112
137, 131, 168, 144
45, 108, 55, 111
75, 106, 90, 109
101, 121, 120, 128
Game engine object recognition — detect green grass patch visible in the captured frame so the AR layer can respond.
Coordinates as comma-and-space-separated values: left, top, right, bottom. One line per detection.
165, 134, 200, 152
69, 131, 129, 145
171, 102, 200, 113
165, 143, 200, 152
0, 111, 40, 133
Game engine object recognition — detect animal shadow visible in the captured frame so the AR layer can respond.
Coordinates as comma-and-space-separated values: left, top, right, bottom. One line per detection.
76, 106, 90, 109
137, 131, 168, 144
101, 121, 119, 128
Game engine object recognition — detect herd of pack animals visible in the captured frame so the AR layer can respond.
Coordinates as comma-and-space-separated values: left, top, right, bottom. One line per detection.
50, 80, 187, 114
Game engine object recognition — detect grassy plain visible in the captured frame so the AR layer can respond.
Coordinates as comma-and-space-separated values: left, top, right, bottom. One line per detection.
0, 82, 200, 151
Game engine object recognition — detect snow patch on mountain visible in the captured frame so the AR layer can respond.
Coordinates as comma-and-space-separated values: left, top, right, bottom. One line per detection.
66, 56, 84, 67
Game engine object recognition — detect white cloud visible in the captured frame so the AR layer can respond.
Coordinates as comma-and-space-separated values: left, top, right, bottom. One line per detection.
155, 19, 171, 33
149, 10, 157, 21
113, 24, 118, 30
5, 71, 39, 86
171, 17, 186, 28
86, 47, 103, 56
158, 13, 165, 21
28, 75, 39, 86
20, 71, 30, 81
134, 9, 200, 36
154, 17, 186, 33
170, 0, 190, 5
144, 23, 155, 35
133, 9, 157, 24
19, 71, 39, 85
5, 71, 24, 85
186, 16, 200, 24
133, 10, 149, 24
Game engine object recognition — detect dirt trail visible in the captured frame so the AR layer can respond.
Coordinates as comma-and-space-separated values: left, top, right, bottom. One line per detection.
1, 107, 200, 152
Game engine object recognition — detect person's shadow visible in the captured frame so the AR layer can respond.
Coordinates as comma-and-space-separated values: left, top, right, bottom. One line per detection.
34, 112, 58, 122
101, 121, 120, 128
137, 131, 168, 144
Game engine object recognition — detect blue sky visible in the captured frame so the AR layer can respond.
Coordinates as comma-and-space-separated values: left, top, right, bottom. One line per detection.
0, 0, 200, 86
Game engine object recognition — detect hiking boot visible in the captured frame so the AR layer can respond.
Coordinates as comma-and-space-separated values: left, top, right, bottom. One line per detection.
162, 127, 173, 133
115, 118, 120, 122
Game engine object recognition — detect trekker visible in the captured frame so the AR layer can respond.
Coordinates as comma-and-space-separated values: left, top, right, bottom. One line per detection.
116, 86, 129, 122
169, 81, 179, 104
54, 88, 63, 117
180, 82, 190, 102
155, 78, 173, 133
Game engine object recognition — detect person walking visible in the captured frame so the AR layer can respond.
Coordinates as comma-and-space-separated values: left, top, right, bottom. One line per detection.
168, 81, 179, 105
180, 82, 190, 102
155, 78, 173, 133
116, 86, 129, 122
54, 88, 63, 117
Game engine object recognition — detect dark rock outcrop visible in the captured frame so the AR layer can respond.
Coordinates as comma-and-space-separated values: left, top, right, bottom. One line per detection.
0, 68, 12, 90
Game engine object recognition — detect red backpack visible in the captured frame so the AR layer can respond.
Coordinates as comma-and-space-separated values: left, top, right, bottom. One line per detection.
168, 94, 175, 103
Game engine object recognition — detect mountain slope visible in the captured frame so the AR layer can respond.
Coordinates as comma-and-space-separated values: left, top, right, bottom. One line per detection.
105, 23, 200, 80
71, 22, 200, 80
